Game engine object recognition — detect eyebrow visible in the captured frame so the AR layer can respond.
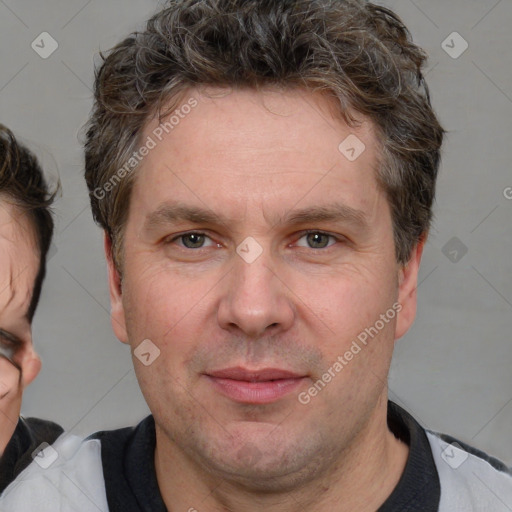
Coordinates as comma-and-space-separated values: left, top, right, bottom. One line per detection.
144, 201, 369, 233
283, 204, 368, 229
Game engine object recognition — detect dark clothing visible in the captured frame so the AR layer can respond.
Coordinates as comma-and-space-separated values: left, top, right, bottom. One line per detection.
0, 417, 63, 493
2, 402, 512, 511
95, 402, 440, 511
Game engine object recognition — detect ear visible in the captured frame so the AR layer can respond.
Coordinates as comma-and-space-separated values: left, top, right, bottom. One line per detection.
395, 236, 425, 340
104, 232, 129, 344
20, 347, 41, 388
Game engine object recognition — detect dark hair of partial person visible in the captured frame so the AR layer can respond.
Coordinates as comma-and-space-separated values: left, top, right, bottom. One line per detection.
84, 0, 444, 269
0, 124, 56, 321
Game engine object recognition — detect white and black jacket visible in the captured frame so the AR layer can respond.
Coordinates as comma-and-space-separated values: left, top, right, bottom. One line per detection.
0, 417, 63, 494
1, 402, 511, 511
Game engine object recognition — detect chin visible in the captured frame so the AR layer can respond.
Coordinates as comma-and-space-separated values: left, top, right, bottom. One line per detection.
199, 432, 330, 492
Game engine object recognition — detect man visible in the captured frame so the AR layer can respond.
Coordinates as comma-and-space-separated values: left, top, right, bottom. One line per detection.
2, 0, 511, 510
0, 124, 63, 491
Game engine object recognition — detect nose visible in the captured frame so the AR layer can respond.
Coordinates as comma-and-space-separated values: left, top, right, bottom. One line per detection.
216, 248, 295, 338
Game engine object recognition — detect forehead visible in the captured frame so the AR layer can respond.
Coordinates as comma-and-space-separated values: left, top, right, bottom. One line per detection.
0, 200, 39, 319
134, 87, 385, 227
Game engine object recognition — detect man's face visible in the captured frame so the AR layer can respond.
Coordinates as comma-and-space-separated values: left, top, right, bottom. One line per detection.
0, 199, 41, 451
107, 88, 421, 485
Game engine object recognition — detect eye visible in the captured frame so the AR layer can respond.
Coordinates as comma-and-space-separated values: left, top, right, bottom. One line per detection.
0, 330, 18, 347
169, 232, 218, 249
0, 329, 21, 361
295, 231, 338, 249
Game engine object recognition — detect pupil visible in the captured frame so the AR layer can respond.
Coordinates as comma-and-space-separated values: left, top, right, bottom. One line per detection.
185, 234, 204, 248
308, 233, 327, 248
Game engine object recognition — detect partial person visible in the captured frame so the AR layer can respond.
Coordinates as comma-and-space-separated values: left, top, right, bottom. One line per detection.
2, 1, 511, 510
0, 124, 62, 491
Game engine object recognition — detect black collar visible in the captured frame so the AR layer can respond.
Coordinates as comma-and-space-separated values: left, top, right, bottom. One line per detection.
378, 401, 440, 511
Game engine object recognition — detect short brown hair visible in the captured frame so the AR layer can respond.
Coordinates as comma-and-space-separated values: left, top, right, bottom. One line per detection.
0, 125, 56, 321
85, 0, 444, 267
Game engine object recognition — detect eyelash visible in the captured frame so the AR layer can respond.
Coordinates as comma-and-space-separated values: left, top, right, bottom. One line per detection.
0, 331, 20, 349
167, 230, 342, 251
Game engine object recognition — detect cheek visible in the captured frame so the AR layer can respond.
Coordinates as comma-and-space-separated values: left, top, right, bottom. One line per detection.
314, 265, 397, 337
124, 263, 184, 337
123, 263, 210, 373
124, 270, 197, 418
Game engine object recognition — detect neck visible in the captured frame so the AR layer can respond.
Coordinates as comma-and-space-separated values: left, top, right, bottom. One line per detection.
155, 395, 409, 512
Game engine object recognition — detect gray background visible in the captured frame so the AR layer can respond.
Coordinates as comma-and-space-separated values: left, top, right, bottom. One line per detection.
0, 0, 511, 464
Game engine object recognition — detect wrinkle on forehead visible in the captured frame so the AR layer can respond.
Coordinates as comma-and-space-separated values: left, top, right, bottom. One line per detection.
0, 275, 16, 311
0, 242, 31, 317
0, 261, 31, 315
0, 203, 39, 321
0, 201, 37, 246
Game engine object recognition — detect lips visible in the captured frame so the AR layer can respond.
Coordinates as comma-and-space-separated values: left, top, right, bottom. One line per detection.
205, 366, 307, 404
208, 367, 304, 381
